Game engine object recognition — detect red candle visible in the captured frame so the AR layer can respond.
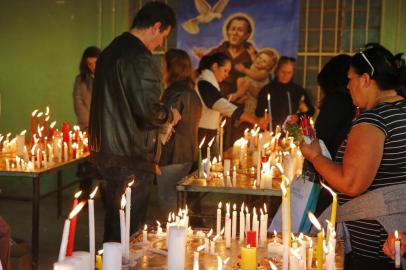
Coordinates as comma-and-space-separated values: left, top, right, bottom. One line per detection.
43, 115, 49, 138
49, 121, 56, 139
246, 230, 257, 247
62, 122, 70, 143
66, 190, 82, 256
31, 110, 38, 145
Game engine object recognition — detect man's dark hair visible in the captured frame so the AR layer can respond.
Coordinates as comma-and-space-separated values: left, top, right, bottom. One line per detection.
197, 52, 231, 74
225, 15, 252, 35
79, 46, 101, 81
131, 1, 176, 32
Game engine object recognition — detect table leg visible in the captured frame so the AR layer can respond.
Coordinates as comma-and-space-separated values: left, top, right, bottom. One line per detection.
32, 176, 40, 270
57, 170, 62, 218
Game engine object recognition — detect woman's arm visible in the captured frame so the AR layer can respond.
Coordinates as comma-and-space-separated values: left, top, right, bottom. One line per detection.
235, 64, 269, 81
300, 123, 385, 196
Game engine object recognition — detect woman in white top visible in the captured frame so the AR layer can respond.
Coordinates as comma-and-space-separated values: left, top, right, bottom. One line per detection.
195, 52, 268, 155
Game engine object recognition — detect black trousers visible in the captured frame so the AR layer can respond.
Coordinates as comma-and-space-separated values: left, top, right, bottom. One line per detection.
98, 167, 154, 243
345, 252, 402, 270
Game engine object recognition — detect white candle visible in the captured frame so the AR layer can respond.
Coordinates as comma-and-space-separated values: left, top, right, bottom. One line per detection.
225, 203, 231, 248
57, 142, 62, 163
125, 179, 134, 260
103, 242, 122, 270
88, 187, 98, 270
305, 236, 313, 269
259, 209, 267, 247
239, 203, 245, 242
42, 151, 47, 169
219, 119, 226, 159
23, 146, 29, 162
217, 256, 223, 270
232, 203, 237, 240
143, 224, 148, 243
281, 181, 290, 270
72, 251, 91, 270
53, 260, 75, 270
193, 245, 205, 270
299, 234, 306, 270
5, 158, 10, 170
252, 207, 259, 245
47, 144, 54, 165
168, 225, 186, 270
63, 142, 68, 162
207, 137, 215, 164
232, 166, 237, 186
205, 229, 213, 254
157, 220, 163, 237
36, 148, 41, 168
245, 206, 251, 232
223, 159, 230, 177
119, 195, 126, 259
216, 202, 222, 235
395, 230, 401, 269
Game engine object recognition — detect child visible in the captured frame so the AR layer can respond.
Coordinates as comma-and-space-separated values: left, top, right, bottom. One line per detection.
229, 48, 279, 114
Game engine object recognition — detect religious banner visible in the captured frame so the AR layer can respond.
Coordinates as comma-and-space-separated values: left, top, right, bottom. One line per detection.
176, 0, 301, 67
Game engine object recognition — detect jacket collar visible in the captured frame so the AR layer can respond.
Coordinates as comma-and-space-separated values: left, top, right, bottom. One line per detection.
198, 69, 220, 91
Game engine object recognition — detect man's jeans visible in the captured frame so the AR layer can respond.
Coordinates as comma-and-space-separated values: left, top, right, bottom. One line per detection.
100, 168, 154, 243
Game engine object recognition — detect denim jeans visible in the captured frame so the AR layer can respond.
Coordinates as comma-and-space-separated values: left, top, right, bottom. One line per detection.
157, 162, 192, 217
99, 168, 154, 243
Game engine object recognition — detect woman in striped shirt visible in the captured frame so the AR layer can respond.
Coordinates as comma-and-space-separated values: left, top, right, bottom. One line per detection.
301, 43, 406, 269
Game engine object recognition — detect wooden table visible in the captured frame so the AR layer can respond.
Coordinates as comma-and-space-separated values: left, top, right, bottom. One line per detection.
129, 230, 344, 269
0, 154, 93, 270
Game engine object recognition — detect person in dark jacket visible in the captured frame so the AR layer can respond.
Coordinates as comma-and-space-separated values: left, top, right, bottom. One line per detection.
314, 54, 356, 216
157, 49, 202, 216
256, 56, 315, 130
89, 2, 180, 242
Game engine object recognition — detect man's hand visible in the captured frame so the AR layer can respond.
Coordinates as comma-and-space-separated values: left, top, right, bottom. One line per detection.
235, 63, 246, 73
170, 107, 181, 125
383, 232, 406, 260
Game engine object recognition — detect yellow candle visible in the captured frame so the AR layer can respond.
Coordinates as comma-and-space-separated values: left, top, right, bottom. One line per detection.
308, 211, 323, 270
96, 255, 103, 270
282, 175, 291, 246
241, 245, 256, 270
320, 182, 337, 227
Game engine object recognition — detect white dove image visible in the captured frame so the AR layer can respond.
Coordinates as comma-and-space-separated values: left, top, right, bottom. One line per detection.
182, 0, 230, 34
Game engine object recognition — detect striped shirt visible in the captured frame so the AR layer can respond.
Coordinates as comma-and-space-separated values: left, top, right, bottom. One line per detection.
335, 100, 406, 261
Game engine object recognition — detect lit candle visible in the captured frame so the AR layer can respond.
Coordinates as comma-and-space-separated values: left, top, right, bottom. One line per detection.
44, 115, 50, 138
305, 236, 313, 269
239, 203, 246, 243
281, 181, 290, 270
256, 134, 262, 184
119, 195, 126, 259
72, 143, 78, 159
36, 148, 41, 169
204, 229, 213, 254
23, 146, 29, 163
395, 230, 401, 269
223, 159, 231, 177
88, 186, 98, 270
42, 151, 47, 169
47, 144, 54, 165
320, 182, 337, 229
225, 203, 231, 248
96, 250, 103, 270
49, 121, 57, 139
241, 245, 256, 270
207, 137, 215, 164
259, 208, 267, 247
66, 191, 82, 256
217, 256, 223, 270
193, 245, 205, 270
198, 137, 206, 178
143, 224, 148, 243
219, 119, 226, 160
232, 166, 237, 186
58, 202, 85, 261
31, 109, 38, 145
125, 179, 134, 260
267, 93, 272, 132
269, 260, 278, 270
252, 207, 259, 245
232, 203, 237, 240
298, 234, 307, 270
308, 212, 323, 270
245, 206, 251, 232
216, 202, 222, 235
287, 91, 292, 115
36, 112, 43, 134
5, 158, 10, 170
63, 142, 68, 162
156, 221, 163, 237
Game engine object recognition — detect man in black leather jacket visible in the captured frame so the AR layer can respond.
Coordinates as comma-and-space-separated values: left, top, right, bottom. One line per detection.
89, 1, 180, 242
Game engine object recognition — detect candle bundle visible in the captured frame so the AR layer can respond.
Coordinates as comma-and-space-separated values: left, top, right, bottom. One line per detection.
300, 116, 316, 140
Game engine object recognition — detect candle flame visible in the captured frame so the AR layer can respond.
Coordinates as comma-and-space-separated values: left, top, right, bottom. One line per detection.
199, 136, 206, 148
168, 212, 172, 222
305, 235, 313, 247
37, 112, 43, 118
120, 195, 126, 209
226, 202, 230, 213
171, 212, 175, 221
69, 201, 85, 219
280, 181, 287, 197
290, 248, 301, 260
45, 106, 50, 115
128, 179, 135, 187
208, 137, 215, 147
220, 227, 224, 235
20, 130, 27, 135
218, 202, 222, 208
264, 203, 268, 213
156, 220, 161, 226
395, 230, 399, 239
37, 126, 43, 137
245, 206, 249, 213
233, 203, 236, 211
241, 202, 244, 211
247, 244, 251, 248
260, 208, 263, 216
269, 260, 277, 270
221, 119, 226, 128
223, 257, 230, 265
275, 163, 284, 174
197, 244, 205, 252
267, 93, 271, 101
74, 190, 82, 199
98, 250, 103, 255
144, 224, 147, 231
308, 211, 321, 231
32, 109, 38, 116
207, 228, 213, 237
253, 180, 257, 187
73, 125, 80, 131
89, 186, 99, 199
212, 156, 217, 164
213, 234, 220, 242
50, 121, 56, 128
320, 181, 337, 198
253, 207, 257, 216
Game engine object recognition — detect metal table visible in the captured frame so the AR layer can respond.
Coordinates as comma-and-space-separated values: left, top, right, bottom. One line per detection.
129, 230, 344, 269
0, 154, 92, 270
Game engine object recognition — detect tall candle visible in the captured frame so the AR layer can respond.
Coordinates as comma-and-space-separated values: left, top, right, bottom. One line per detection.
217, 256, 223, 270
125, 179, 134, 260
267, 93, 272, 132
287, 91, 292, 115
49, 121, 56, 139
232, 166, 237, 186
232, 203, 237, 240
66, 191, 82, 256
239, 203, 245, 242
36, 148, 41, 169
96, 250, 103, 270
252, 207, 259, 245
281, 181, 290, 270
119, 196, 126, 259
31, 109, 38, 145
168, 225, 186, 270
223, 159, 231, 177
241, 245, 256, 270
225, 203, 231, 248
88, 187, 98, 270
198, 137, 206, 178
305, 236, 313, 269
207, 137, 215, 165
58, 202, 85, 261
259, 209, 267, 247
219, 119, 226, 159
245, 206, 251, 232
320, 182, 337, 228
204, 229, 213, 254
193, 245, 205, 270
216, 202, 222, 235
63, 142, 68, 162
308, 212, 323, 270
395, 230, 401, 269
103, 242, 122, 270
